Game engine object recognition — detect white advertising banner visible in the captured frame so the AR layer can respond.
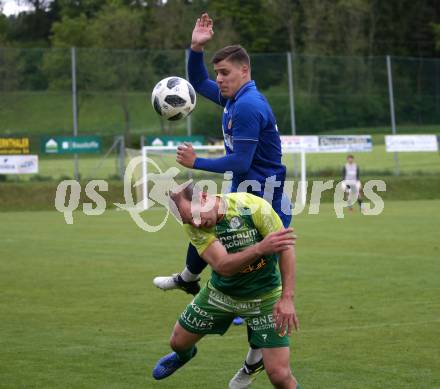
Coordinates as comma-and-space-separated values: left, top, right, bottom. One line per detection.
281, 135, 373, 153
385, 135, 439, 152
281, 136, 320, 152
0, 155, 39, 174
318, 135, 373, 152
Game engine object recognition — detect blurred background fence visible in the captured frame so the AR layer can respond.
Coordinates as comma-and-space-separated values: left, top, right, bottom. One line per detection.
1, 47, 439, 180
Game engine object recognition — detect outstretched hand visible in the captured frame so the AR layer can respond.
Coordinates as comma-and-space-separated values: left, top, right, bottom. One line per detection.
191, 13, 214, 51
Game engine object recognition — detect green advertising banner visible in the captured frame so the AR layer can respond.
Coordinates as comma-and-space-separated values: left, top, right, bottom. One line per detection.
41, 136, 101, 154
145, 135, 205, 147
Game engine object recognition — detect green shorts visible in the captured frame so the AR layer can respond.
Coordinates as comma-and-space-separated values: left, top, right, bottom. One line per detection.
178, 281, 290, 348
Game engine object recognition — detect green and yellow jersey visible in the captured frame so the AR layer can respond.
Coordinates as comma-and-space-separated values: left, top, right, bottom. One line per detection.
184, 192, 284, 298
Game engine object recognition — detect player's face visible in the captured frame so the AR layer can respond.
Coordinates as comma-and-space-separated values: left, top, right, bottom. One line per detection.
178, 194, 218, 228
214, 60, 250, 98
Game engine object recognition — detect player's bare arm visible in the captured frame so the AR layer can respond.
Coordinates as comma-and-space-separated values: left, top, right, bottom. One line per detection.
273, 246, 299, 336
200, 228, 296, 276
191, 13, 214, 52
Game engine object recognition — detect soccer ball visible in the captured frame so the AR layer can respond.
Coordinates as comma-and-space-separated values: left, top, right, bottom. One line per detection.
151, 76, 196, 121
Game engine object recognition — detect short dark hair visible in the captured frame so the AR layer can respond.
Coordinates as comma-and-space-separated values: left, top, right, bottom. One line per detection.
211, 45, 250, 66
347, 154, 354, 159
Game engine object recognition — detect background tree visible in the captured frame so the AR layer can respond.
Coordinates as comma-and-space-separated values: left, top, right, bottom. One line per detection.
0, 12, 7, 45
87, 3, 148, 144
2, 0, 440, 138
44, 3, 149, 144
267, 0, 301, 53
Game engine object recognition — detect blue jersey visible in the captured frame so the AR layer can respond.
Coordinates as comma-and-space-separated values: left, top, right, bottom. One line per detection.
187, 50, 290, 226
220, 82, 285, 183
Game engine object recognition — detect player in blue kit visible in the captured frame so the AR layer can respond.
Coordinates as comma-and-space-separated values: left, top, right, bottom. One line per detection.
153, 13, 292, 388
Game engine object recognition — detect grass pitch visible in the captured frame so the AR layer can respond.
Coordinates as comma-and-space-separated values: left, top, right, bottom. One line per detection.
0, 200, 439, 388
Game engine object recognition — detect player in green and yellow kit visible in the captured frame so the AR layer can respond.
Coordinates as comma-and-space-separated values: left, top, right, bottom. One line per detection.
153, 183, 300, 389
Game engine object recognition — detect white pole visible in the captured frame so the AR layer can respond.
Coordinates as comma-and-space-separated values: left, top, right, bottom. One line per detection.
386, 55, 400, 175
141, 146, 148, 210
71, 47, 79, 180
300, 151, 306, 206
287, 52, 297, 135
287, 52, 298, 177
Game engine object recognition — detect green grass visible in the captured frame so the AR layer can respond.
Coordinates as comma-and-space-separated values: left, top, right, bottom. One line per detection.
1, 201, 439, 388
0, 92, 160, 135
36, 155, 122, 180
0, 92, 219, 136
2, 91, 440, 139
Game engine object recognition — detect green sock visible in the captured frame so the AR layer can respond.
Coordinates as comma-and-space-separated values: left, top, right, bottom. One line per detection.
176, 346, 196, 363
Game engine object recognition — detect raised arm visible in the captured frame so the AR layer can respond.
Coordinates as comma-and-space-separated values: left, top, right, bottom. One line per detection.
190, 13, 214, 52
188, 13, 225, 106
188, 50, 223, 105
200, 228, 295, 277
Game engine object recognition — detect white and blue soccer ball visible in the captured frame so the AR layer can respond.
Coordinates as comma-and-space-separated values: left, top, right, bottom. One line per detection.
151, 76, 196, 121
